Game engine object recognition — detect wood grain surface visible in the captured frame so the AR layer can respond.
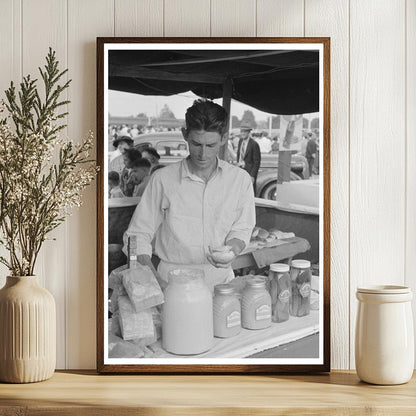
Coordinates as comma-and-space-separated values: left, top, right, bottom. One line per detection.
67, 0, 113, 369
305, 0, 350, 371
406, 0, 416, 366
0, 0, 414, 371
349, 0, 406, 369
0, 371, 415, 415
22, 0, 68, 369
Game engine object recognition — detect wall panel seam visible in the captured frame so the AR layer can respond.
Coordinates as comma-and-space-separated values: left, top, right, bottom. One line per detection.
20, 0, 23, 79
65, 0, 69, 369
303, 0, 305, 37
404, 0, 407, 286
209, 0, 211, 37
348, 0, 351, 370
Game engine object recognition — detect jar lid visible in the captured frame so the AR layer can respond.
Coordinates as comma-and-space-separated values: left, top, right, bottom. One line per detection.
357, 285, 411, 294
167, 268, 204, 283
214, 284, 235, 295
270, 263, 289, 273
291, 259, 311, 269
247, 277, 266, 289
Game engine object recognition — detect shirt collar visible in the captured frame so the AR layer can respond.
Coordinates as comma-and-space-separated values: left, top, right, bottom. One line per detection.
181, 157, 225, 181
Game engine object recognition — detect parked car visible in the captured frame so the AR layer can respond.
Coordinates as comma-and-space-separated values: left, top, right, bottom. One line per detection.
132, 131, 307, 200
133, 131, 189, 165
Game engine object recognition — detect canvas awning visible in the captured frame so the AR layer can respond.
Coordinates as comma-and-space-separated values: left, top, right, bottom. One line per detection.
109, 49, 319, 115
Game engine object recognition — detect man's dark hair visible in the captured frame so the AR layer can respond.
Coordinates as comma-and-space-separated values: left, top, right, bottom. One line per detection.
131, 157, 151, 169
123, 147, 142, 163
143, 147, 160, 160
184, 99, 228, 136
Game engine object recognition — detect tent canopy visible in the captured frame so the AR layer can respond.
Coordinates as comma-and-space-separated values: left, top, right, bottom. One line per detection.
109, 49, 320, 115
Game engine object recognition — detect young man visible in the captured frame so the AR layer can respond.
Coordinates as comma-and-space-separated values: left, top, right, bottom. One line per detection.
130, 158, 152, 197
108, 171, 124, 198
119, 148, 142, 197
306, 133, 318, 176
123, 99, 255, 291
236, 124, 261, 191
142, 147, 161, 172
109, 136, 134, 174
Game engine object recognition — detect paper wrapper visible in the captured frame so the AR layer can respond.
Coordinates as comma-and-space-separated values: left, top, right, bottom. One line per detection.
121, 266, 164, 312
109, 282, 127, 314
108, 331, 145, 358
118, 295, 155, 341
108, 264, 128, 290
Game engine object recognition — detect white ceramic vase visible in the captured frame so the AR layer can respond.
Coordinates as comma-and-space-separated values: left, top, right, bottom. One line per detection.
355, 285, 414, 385
0, 276, 56, 383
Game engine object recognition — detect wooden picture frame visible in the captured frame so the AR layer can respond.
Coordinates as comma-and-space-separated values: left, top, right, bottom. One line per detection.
97, 37, 330, 374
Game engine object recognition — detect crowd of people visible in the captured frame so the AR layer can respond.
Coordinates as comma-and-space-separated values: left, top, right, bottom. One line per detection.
108, 138, 163, 199
108, 124, 181, 143
227, 128, 320, 176
108, 118, 320, 200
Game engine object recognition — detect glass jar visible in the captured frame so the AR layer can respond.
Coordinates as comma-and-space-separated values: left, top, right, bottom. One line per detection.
241, 277, 272, 330
355, 286, 414, 385
213, 284, 241, 338
162, 268, 213, 355
269, 263, 291, 322
289, 259, 312, 317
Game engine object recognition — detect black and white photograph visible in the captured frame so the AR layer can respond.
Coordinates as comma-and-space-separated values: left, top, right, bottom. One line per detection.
97, 38, 330, 373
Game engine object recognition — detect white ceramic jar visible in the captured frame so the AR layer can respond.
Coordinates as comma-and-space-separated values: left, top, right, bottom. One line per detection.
355, 285, 414, 385
162, 268, 213, 355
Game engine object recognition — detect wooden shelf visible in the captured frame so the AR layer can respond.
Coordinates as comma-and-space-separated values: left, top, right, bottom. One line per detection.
1, 370, 416, 415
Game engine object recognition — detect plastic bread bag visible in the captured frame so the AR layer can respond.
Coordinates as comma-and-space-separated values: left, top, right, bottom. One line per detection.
118, 295, 155, 341
121, 265, 164, 312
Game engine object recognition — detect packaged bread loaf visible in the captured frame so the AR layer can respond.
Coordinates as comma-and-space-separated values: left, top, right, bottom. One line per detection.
118, 295, 155, 341
121, 265, 164, 312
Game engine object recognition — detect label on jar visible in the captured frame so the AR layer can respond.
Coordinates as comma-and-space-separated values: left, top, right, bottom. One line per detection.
226, 311, 241, 328
299, 283, 311, 298
278, 289, 290, 303
255, 304, 271, 321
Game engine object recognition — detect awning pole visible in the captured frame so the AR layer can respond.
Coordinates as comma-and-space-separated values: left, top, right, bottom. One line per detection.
220, 77, 232, 161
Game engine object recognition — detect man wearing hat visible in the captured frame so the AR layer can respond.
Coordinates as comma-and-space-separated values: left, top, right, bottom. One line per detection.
109, 135, 134, 174
236, 124, 261, 191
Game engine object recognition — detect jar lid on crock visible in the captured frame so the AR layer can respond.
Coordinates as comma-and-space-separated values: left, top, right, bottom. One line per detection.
214, 283, 235, 295
291, 259, 311, 269
357, 285, 411, 294
246, 277, 266, 288
270, 263, 289, 273
167, 268, 204, 282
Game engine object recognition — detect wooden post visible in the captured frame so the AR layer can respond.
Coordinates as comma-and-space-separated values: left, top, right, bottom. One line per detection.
277, 151, 292, 184
220, 77, 232, 161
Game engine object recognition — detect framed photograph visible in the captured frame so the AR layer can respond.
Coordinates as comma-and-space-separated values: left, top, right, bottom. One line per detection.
97, 37, 330, 373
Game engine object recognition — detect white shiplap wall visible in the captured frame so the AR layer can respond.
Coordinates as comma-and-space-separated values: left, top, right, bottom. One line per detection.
0, 0, 414, 370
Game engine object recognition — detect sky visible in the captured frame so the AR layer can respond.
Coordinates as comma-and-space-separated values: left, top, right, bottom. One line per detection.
108, 90, 318, 122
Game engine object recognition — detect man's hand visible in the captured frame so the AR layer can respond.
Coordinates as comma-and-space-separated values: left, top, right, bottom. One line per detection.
206, 246, 236, 269
136, 254, 167, 290
206, 239, 245, 269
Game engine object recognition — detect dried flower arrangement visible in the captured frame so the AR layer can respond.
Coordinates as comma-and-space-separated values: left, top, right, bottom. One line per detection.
0, 48, 97, 276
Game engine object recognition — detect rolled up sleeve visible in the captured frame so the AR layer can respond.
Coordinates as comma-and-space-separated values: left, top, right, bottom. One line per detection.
226, 173, 256, 248
122, 173, 166, 257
